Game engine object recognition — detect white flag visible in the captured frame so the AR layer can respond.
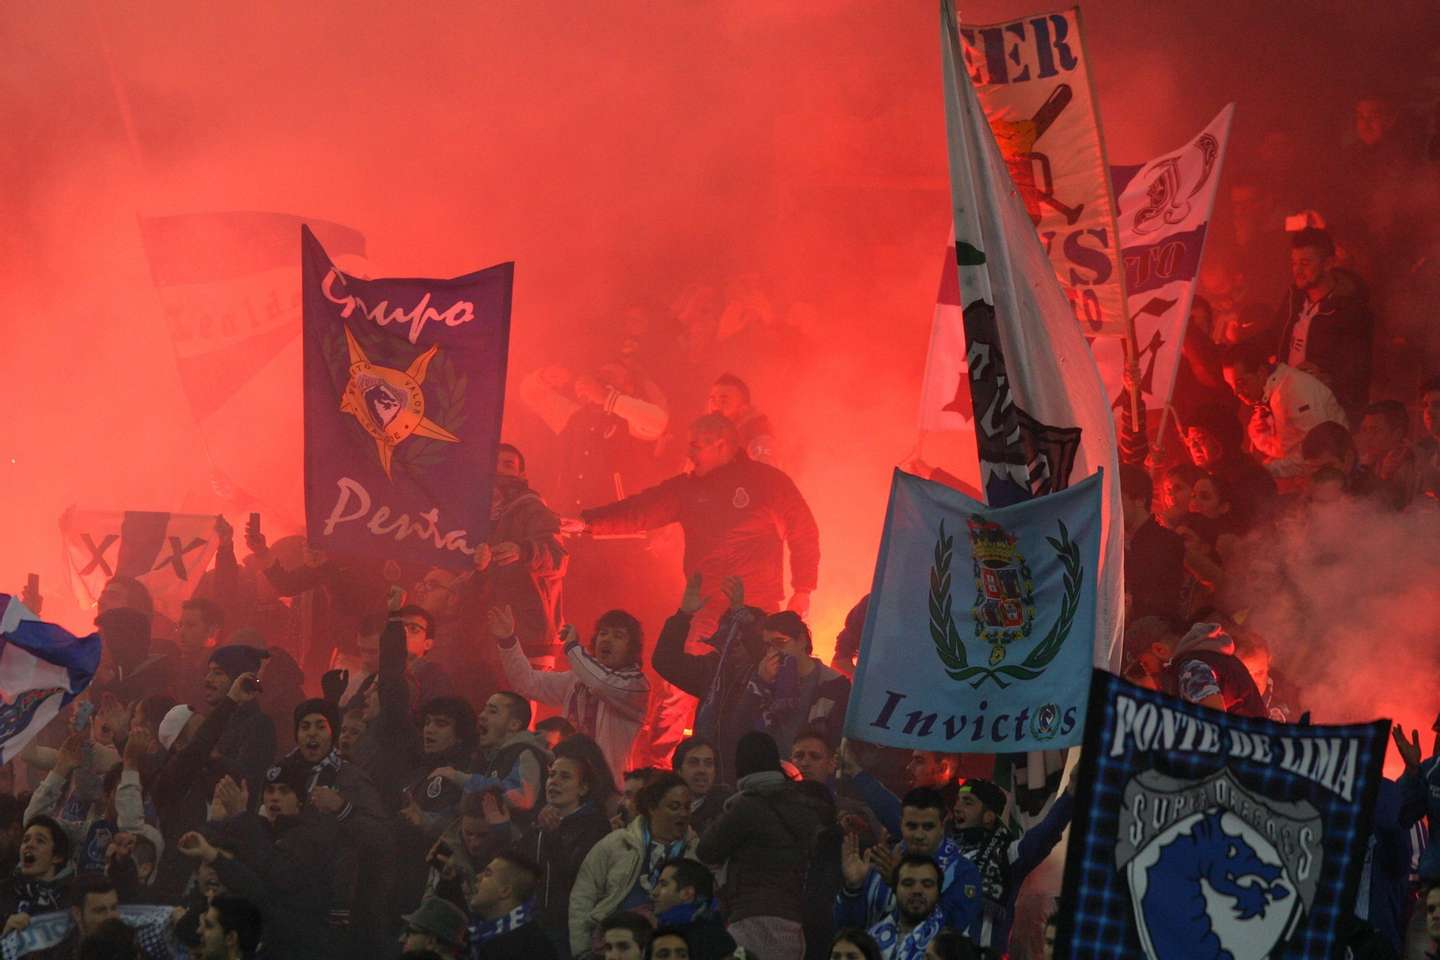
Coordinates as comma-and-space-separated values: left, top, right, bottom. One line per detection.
935, 0, 1123, 667
1091, 105, 1235, 415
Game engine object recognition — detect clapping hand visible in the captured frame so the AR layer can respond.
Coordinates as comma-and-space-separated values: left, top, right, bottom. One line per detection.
123, 729, 153, 770
55, 731, 86, 777
309, 786, 345, 815
480, 791, 510, 825
721, 576, 744, 611
1392, 724, 1423, 772
486, 605, 517, 640
866, 838, 899, 882
679, 573, 707, 615
840, 832, 869, 890
177, 831, 218, 864
213, 776, 248, 819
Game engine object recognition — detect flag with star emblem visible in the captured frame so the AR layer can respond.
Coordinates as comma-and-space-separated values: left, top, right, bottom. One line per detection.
302, 226, 513, 569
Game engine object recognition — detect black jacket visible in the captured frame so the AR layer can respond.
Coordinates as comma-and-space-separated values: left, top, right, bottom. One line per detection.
152, 697, 265, 901
466, 483, 567, 659
1274, 268, 1374, 413
513, 803, 613, 934
696, 772, 834, 924
652, 607, 766, 780
583, 452, 820, 609
1125, 517, 1185, 625
209, 810, 337, 959
473, 918, 559, 960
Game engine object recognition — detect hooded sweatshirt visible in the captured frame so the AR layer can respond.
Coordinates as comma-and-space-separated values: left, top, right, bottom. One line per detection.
1162, 623, 1266, 717
695, 770, 833, 924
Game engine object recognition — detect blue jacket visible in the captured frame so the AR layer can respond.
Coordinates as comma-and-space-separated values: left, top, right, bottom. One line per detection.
1357, 778, 1411, 956
833, 835, 982, 934
951, 791, 1074, 953
1399, 754, 1440, 882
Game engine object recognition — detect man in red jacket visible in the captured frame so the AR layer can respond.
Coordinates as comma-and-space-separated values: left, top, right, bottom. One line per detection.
573, 413, 820, 761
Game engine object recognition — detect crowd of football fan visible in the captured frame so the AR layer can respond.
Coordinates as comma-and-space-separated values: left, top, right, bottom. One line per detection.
5, 92, 1440, 960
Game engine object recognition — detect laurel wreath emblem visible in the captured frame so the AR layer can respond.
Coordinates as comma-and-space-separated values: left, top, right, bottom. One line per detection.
930, 518, 1082, 689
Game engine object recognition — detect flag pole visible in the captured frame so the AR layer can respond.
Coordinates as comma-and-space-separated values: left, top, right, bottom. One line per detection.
1074, 6, 1140, 427
87, 0, 147, 176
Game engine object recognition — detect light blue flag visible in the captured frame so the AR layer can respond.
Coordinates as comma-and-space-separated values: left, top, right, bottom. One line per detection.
844, 468, 1102, 752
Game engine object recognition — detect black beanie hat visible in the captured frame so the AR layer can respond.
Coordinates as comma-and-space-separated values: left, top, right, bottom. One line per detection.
263, 756, 313, 799
209, 644, 269, 680
734, 731, 782, 780
292, 698, 340, 739
956, 777, 1007, 817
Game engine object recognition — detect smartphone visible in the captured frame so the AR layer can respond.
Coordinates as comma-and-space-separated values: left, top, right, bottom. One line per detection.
247, 513, 261, 536
240, 677, 263, 694
72, 701, 97, 733
25, 573, 38, 597
428, 840, 453, 868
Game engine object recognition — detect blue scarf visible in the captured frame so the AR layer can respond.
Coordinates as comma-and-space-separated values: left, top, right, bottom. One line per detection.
657, 898, 719, 927
869, 901, 945, 960
469, 899, 534, 955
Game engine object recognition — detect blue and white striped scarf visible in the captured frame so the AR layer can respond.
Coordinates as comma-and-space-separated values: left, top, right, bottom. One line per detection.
868, 902, 945, 960
468, 899, 534, 956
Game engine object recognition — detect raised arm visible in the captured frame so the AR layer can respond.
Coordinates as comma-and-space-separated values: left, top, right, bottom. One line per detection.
580, 475, 686, 536
562, 630, 649, 722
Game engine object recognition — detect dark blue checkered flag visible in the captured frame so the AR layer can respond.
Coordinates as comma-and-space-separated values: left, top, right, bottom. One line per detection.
1057, 671, 1387, 960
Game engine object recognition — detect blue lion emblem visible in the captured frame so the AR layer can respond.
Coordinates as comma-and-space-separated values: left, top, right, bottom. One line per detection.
1140, 809, 1291, 960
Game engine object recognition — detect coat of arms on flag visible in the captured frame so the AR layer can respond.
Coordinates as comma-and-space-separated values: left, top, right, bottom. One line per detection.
844, 468, 1101, 752
1057, 671, 1387, 960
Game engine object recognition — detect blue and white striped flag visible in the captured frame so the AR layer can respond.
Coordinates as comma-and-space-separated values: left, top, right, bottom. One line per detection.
0, 595, 101, 764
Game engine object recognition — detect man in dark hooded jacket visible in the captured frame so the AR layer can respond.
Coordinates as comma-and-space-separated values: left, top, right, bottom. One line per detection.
179, 758, 335, 959
279, 697, 392, 951
151, 659, 270, 901
465, 444, 568, 663
1274, 227, 1375, 415
93, 608, 173, 705
202, 645, 277, 793
652, 576, 767, 781
697, 732, 833, 960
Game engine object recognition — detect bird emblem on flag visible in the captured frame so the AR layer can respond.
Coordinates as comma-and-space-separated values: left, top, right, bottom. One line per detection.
338, 325, 460, 479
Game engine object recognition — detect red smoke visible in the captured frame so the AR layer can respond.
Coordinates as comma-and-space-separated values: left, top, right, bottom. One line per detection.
2, 0, 1434, 755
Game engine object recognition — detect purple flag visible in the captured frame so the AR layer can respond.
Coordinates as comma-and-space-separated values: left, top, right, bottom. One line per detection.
302, 226, 512, 569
